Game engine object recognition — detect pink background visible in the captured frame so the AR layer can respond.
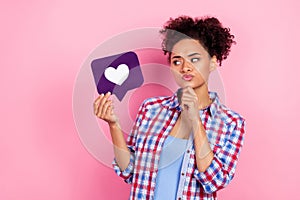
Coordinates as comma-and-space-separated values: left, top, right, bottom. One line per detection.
1, 0, 300, 199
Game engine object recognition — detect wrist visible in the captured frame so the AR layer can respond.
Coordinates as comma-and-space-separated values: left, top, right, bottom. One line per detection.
108, 121, 120, 129
191, 116, 201, 130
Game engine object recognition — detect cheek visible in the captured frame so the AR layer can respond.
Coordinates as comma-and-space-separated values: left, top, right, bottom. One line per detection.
170, 67, 179, 77
194, 65, 210, 80
193, 70, 209, 82
170, 68, 184, 84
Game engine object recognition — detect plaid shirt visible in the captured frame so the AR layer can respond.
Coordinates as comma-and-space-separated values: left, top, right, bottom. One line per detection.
113, 91, 245, 200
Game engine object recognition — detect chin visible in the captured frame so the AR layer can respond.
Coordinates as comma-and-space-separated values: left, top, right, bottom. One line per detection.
179, 82, 195, 88
181, 81, 206, 89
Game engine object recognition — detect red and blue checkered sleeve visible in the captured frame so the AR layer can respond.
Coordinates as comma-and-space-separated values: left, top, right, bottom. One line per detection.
112, 153, 135, 184
194, 118, 246, 193
112, 99, 147, 184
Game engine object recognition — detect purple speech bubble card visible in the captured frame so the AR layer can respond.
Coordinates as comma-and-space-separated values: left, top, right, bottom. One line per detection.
91, 51, 144, 101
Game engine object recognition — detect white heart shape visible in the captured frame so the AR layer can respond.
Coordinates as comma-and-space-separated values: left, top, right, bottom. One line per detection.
104, 64, 129, 86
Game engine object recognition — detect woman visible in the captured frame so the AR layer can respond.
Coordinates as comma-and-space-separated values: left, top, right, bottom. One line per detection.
94, 16, 245, 200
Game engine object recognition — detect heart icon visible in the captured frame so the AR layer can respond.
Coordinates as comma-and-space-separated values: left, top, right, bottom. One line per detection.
104, 64, 129, 86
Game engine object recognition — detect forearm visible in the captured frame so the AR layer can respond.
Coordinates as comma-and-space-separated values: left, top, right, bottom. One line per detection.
192, 116, 246, 193
192, 119, 214, 172
109, 122, 131, 171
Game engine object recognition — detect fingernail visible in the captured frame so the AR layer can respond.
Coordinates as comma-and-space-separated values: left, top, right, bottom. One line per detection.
108, 91, 111, 95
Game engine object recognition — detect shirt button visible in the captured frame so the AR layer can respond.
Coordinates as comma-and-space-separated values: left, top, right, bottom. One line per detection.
187, 150, 190, 153
178, 198, 182, 200
181, 172, 185, 176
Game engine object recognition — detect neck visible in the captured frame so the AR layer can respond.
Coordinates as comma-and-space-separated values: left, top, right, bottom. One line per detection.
193, 82, 211, 109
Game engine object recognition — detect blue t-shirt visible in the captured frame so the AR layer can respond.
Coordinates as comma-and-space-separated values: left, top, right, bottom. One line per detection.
154, 135, 188, 200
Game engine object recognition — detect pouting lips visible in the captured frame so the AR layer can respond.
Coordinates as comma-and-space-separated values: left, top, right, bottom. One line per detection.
182, 74, 193, 81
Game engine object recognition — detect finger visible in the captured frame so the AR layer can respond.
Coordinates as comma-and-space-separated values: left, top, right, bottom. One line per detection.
181, 96, 197, 105
182, 87, 197, 97
181, 95, 196, 104
184, 87, 197, 96
101, 100, 112, 118
181, 87, 188, 94
181, 97, 198, 112
100, 92, 111, 109
105, 105, 114, 120
182, 86, 191, 92
97, 92, 111, 115
94, 93, 106, 105
106, 105, 112, 115
109, 105, 115, 115
94, 93, 104, 114
96, 101, 110, 118
182, 102, 193, 110
186, 86, 195, 94
181, 91, 196, 102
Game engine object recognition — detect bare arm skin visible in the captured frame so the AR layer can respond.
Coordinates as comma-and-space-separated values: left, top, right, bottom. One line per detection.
93, 92, 130, 171
180, 87, 214, 172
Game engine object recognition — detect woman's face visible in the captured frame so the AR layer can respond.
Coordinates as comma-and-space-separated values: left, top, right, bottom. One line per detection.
170, 38, 217, 89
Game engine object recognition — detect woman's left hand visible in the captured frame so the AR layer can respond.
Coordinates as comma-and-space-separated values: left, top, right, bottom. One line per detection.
180, 87, 201, 124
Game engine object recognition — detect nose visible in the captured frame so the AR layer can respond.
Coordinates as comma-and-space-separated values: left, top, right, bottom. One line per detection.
180, 59, 192, 73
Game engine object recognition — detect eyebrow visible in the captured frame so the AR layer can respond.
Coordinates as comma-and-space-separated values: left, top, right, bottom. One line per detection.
171, 53, 201, 59
171, 55, 182, 59
188, 53, 201, 57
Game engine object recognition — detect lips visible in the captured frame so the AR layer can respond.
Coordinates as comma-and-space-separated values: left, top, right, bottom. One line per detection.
182, 74, 193, 81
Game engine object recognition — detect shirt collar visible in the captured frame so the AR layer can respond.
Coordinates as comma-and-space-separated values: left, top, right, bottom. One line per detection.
207, 91, 219, 117
161, 89, 220, 117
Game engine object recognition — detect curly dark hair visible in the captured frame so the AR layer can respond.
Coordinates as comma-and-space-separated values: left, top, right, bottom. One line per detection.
160, 16, 236, 66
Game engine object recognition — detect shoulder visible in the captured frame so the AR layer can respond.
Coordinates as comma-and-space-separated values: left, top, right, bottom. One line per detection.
210, 92, 245, 126
217, 104, 245, 127
140, 95, 174, 110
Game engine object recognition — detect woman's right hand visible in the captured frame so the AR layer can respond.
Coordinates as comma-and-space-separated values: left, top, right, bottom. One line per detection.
94, 92, 118, 125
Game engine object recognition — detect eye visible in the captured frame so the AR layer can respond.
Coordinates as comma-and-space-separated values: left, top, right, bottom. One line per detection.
172, 60, 182, 66
191, 58, 200, 63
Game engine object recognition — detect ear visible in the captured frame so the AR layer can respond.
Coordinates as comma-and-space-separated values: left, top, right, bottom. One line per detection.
209, 55, 218, 72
